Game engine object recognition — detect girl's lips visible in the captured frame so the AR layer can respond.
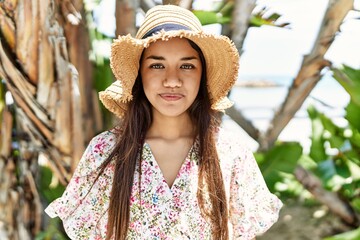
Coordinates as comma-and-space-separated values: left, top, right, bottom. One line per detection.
159, 93, 184, 101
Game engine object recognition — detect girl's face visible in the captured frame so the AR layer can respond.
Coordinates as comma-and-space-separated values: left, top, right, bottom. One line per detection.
140, 37, 202, 119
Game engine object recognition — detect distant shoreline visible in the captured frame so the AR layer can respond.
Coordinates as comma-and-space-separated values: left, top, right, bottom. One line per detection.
235, 79, 282, 88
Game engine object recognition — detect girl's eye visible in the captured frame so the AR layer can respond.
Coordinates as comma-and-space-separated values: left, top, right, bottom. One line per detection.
150, 64, 164, 69
181, 64, 194, 69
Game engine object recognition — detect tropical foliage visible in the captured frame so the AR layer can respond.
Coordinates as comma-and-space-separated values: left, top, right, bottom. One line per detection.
256, 65, 360, 239
193, 1, 288, 28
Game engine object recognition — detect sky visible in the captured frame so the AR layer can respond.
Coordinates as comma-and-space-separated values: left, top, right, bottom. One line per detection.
238, 0, 360, 77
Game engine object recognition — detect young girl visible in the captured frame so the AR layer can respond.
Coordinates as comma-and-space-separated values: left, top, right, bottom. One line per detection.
45, 4, 282, 240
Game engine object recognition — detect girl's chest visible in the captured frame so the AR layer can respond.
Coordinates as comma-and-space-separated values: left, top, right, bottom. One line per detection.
127, 152, 212, 239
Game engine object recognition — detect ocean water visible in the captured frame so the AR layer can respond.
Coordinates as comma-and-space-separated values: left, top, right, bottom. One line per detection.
230, 74, 349, 119
225, 74, 350, 151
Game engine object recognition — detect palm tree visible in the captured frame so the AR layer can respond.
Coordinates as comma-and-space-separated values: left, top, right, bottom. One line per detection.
0, 0, 100, 238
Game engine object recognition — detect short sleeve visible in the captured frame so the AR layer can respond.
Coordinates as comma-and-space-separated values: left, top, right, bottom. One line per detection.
44, 130, 116, 239
229, 147, 283, 240
45, 142, 96, 219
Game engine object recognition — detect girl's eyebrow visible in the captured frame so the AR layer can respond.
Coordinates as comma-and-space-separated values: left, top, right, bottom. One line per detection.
145, 55, 165, 60
145, 55, 199, 61
180, 56, 198, 61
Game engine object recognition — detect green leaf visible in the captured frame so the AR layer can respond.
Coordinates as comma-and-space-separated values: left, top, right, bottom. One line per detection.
218, 1, 234, 17
275, 172, 305, 197
345, 157, 360, 180
193, 4, 288, 28
334, 158, 351, 179
323, 227, 360, 240
326, 174, 347, 191
346, 101, 360, 132
332, 66, 360, 106
349, 128, 360, 148
39, 166, 53, 188
258, 142, 302, 191
308, 105, 327, 162
328, 135, 346, 149
317, 109, 346, 149
341, 182, 357, 199
193, 10, 231, 25
253, 152, 265, 165
35, 218, 68, 240
34, 232, 47, 240
93, 59, 113, 92
351, 197, 360, 213
315, 159, 337, 183
39, 166, 65, 203
250, 7, 290, 28
297, 154, 318, 170
267, 13, 281, 21
42, 184, 66, 204
93, 58, 115, 128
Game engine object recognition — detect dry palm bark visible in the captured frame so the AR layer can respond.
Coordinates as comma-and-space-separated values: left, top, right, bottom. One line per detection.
225, 0, 259, 142
63, 0, 102, 144
163, 0, 181, 5
261, 0, 353, 150
0, 107, 17, 239
0, 0, 101, 238
226, 0, 353, 150
295, 166, 359, 226
116, 0, 139, 37
141, 0, 156, 12
230, 0, 256, 54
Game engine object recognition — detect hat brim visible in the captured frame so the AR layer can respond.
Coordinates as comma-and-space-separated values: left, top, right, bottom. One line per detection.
99, 30, 239, 118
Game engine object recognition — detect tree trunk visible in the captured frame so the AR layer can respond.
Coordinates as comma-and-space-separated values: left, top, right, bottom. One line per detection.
141, 0, 156, 12
225, 0, 353, 151
62, 0, 102, 147
225, 0, 258, 142
261, 0, 353, 150
230, 0, 256, 54
0, 0, 100, 238
163, 0, 181, 5
295, 165, 359, 226
116, 0, 139, 37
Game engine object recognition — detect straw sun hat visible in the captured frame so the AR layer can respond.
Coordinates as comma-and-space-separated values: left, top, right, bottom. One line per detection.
99, 4, 240, 118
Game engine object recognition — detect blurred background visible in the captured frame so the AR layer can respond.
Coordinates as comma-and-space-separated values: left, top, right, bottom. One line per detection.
0, 0, 359, 239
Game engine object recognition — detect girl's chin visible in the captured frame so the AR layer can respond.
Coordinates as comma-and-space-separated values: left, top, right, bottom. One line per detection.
152, 107, 190, 119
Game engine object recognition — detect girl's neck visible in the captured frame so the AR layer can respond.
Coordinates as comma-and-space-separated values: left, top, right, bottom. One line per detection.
146, 113, 195, 141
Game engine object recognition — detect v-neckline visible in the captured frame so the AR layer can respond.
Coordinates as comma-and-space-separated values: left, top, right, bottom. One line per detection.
143, 142, 193, 191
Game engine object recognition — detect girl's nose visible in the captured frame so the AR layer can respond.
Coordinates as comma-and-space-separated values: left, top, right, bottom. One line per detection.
163, 68, 182, 88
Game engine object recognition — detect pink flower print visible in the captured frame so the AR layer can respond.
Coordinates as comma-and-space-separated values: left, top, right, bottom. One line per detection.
173, 197, 182, 210
74, 176, 80, 184
130, 220, 142, 233
167, 210, 178, 222
94, 140, 105, 154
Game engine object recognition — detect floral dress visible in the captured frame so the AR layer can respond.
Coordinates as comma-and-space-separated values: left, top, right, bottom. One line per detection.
45, 127, 282, 239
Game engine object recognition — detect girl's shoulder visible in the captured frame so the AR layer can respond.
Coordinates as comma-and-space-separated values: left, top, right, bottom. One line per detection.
88, 128, 118, 154
215, 126, 251, 157
76, 127, 119, 176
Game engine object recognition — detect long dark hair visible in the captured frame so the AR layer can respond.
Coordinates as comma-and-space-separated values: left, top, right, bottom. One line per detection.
97, 39, 228, 239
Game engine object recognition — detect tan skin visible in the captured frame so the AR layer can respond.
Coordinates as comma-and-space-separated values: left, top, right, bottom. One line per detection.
140, 37, 201, 188
140, 37, 257, 240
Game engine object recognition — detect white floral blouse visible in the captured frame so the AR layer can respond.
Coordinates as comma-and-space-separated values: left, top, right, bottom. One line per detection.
45, 127, 282, 240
